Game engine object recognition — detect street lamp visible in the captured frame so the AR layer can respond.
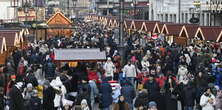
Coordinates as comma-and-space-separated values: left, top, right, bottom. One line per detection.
131, 0, 137, 19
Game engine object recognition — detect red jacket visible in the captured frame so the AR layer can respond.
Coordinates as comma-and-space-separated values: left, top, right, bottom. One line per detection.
88, 70, 99, 82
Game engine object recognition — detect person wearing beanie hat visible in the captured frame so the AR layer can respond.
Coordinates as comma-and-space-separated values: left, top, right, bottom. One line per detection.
148, 101, 157, 110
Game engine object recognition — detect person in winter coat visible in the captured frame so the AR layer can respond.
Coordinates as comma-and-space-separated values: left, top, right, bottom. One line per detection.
50, 77, 67, 109
195, 71, 208, 109
200, 88, 216, 110
99, 78, 113, 110
182, 82, 196, 110
177, 65, 188, 85
164, 76, 178, 110
103, 57, 116, 80
141, 56, 150, 72
121, 80, 136, 110
29, 90, 42, 110
112, 85, 121, 103
43, 80, 56, 110
24, 83, 34, 109
113, 95, 130, 110
77, 78, 91, 108
143, 75, 160, 102
81, 99, 90, 110
88, 80, 99, 108
123, 61, 137, 86
134, 89, 149, 109
215, 89, 222, 110
8, 77, 25, 110
44, 59, 56, 79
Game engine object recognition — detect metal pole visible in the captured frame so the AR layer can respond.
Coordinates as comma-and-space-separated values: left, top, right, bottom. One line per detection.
107, 0, 110, 15
119, 0, 124, 47
119, 0, 125, 66
67, 0, 70, 17
178, 0, 181, 23
209, 0, 212, 26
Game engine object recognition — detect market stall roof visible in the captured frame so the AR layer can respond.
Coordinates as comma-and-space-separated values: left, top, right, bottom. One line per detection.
124, 19, 132, 29
134, 20, 144, 30
54, 48, 107, 61
0, 30, 20, 47
139, 22, 147, 32
145, 21, 160, 33
195, 26, 222, 41
130, 20, 137, 30
179, 24, 199, 38
161, 23, 183, 36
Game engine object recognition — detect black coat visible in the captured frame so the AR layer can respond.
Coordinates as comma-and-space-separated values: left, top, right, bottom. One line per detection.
9, 86, 25, 110
100, 81, 113, 108
43, 86, 55, 110
134, 92, 149, 108
29, 96, 42, 110
143, 80, 160, 101
182, 86, 196, 106
44, 62, 56, 78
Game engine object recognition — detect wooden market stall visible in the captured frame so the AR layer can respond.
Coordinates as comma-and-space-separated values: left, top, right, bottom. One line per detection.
129, 20, 137, 31
0, 37, 7, 65
139, 22, 148, 32
0, 30, 20, 51
54, 48, 107, 67
145, 21, 161, 33
161, 23, 184, 45
47, 11, 73, 38
134, 20, 144, 31
194, 26, 222, 43
108, 18, 113, 28
112, 19, 119, 28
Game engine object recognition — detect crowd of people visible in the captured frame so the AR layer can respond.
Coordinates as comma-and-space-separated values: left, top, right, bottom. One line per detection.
0, 19, 222, 110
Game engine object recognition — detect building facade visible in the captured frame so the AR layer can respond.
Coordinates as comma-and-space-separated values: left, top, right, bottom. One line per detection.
151, 0, 222, 26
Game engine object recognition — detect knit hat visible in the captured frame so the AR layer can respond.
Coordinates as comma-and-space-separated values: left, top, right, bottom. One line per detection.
148, 101, 157, 108
27, 83, 33, 88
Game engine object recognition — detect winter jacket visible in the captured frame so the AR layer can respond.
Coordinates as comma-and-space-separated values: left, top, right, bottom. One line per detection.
200, 93, 216, 110
9, 86, 25, 110
103, 61, 116, 77
134, 91, 149, 108
89, 80, 99, 102
183, 85, 196, 106
121, 82, 136, 105
143, 80, 160, 101
100, 80, 113, 108
29, 96, 42, 110
123, 64, 137, 78
177, 66, 188, 85
44, 61, 56, 78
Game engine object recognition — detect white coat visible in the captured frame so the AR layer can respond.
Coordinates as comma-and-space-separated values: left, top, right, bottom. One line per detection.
200, 93, 216, 110
123, 64, 137, 78
177, 66, 188, 84
104, 61, 116, 77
